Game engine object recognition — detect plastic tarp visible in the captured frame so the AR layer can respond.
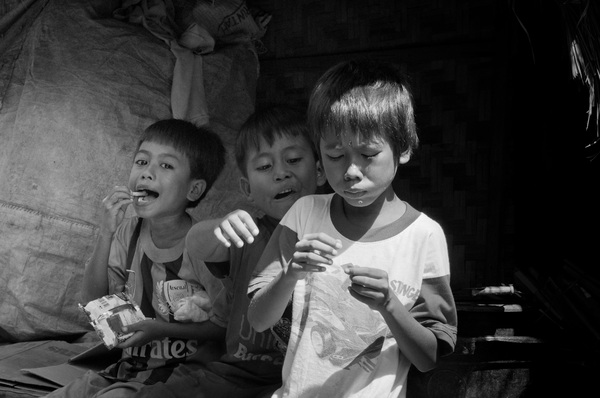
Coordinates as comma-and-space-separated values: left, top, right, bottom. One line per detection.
0, 0, 259, 342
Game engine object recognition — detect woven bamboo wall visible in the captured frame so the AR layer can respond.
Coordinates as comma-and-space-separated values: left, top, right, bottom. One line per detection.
248, 0, 515, 290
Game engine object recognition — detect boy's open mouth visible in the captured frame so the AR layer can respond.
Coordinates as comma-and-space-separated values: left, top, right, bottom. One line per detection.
132, 189, 159, 203
274, 188, 294, 200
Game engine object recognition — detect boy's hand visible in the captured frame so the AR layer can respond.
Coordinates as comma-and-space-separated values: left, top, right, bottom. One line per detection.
214, 209, 259, 248
342, 264, 395, 312
100, 186, 133, 237
285, 233, 342, 280
116, 318, 161, 348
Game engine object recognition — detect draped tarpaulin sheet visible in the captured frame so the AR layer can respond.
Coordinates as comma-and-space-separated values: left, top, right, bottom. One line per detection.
0, 0, 258, 342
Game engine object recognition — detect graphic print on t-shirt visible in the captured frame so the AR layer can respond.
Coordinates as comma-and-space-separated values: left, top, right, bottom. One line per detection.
124, 254, 199, 367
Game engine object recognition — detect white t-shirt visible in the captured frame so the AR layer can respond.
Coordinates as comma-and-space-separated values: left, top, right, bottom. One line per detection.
249, 194, 457, 398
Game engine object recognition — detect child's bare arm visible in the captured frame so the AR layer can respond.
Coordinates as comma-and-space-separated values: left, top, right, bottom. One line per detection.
342, 265, 439, 372
248, 233, 342, 332
116, 318, 225, 348
82, 186, 132, 302
248, 268, 298, 332
214, 210, 259, 248
187, 209, 259, 263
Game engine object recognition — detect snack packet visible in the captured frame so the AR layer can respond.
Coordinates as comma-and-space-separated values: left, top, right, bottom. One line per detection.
79, 293, 146, 349
173, 290, 211, 322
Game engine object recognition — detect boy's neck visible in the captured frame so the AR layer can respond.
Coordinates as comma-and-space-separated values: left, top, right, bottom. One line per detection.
334, 188, 405, 240
146, 212, 192, 249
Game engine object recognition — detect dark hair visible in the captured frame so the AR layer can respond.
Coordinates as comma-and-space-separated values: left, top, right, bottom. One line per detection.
307, 58, 419, 162
235, 105, 316, 177
136, 119, 226, 207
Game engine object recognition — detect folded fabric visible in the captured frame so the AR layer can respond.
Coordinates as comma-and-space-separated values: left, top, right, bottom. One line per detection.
114, 0, 211, 125
178, 22, 214, 54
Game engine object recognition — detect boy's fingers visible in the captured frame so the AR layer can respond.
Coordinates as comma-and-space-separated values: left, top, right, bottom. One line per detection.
301, 232, 342, 251
219, 213, 259, 246
315, 232, 342, 249
343, 265, 387, 281
307, 250, 334, 264
214, 227, 232, 248
121, 320, 143, 332
299, 263, 326, 272
117, 334, 138, 349
103, 190, 133, 209
297, 239, 341, 257
238, 212, 260, 236
348, 275, 374, 289
229, 218, 256, 245
108, 199, 132, 215
220, 222, 246, 247
348, 285, 391, 309
344, 268, 390, 301
293, 249, 333, 267
104, 186, 130, 199
289, 260, 326, 274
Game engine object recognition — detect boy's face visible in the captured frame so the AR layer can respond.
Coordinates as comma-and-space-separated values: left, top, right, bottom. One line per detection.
128, 141, 203, 219
241, 134, 325, 220
319, 130, 409, 208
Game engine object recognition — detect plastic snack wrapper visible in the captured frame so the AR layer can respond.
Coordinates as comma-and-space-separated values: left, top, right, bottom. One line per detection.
173, 290, 211, 322
155, 280, 211, 323
79, 293, 146, 349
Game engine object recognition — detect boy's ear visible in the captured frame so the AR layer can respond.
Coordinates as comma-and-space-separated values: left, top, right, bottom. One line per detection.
239, 177, 253, 201
188, 179, 207, 202
316, 161, 327, 187
399, 150, 411, 165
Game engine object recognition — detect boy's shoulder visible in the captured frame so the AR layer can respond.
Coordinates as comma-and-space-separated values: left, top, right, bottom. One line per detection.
184, 213, 215, 237
281, 193, 334, 224
114, 215, 142, 239
294, 193, 333, 209
407, 207, 446, 236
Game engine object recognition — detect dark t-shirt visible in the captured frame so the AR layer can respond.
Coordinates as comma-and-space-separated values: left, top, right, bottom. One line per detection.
202, 216, 287, 385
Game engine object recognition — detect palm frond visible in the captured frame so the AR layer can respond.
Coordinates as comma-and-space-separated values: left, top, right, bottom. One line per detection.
559, 0, 600, 160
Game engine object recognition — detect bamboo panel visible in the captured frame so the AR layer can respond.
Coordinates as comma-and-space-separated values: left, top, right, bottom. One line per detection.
250, 0, 499, 58
251, 0, 514, 289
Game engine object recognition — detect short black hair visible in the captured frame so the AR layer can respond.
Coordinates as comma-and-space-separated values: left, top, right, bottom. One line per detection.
235, 105, 316, 177
308, 58, 419, 162
137, 119, 226, 207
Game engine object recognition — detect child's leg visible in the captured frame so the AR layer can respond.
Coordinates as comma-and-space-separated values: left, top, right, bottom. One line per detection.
130, 365, 279, 398
43, 370, 150, 398
92, 380, 149, 397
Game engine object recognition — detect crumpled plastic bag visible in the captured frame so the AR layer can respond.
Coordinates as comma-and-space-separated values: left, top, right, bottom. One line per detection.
173, 290, 212, 322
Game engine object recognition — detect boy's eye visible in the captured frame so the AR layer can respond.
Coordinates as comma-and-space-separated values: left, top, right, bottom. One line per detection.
161, 163, 174, 170
287, 157, 302, 164
326, 154, 343, 161
256, 164, 271, 171
135, 159, 147, 166
363, 152, 379, 159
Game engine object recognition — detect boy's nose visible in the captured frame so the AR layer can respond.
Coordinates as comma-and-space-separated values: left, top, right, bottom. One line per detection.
273, 164, 291, 180
140, 167, 155, 180
344, 163, 362, 180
